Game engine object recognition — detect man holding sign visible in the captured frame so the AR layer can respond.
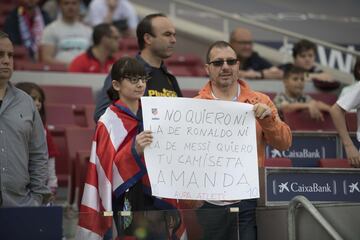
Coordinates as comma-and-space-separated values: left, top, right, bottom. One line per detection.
196, 41, 291, 240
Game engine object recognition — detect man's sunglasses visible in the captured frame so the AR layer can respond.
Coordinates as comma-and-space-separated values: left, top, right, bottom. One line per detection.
208, 58, 238, 67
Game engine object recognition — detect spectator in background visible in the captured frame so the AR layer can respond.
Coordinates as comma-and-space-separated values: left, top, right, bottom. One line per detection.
0, 31, 50, 207
196, 41, 291, 240
94, 13, 182, 122
4, 0, 51, 60
86, 0, 138, 36
229, 27, 283, 80
40, 0, 92, 65
42, 0, 89, 21
273, 65, 330, 121
330, 64, 360, 167
279, 39, 338, 90
69, 23, 120, 73
15, 82, 59, 195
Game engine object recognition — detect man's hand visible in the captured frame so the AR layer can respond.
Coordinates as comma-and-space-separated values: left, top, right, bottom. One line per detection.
135, 130, 153, 155
253, 103, 272, 119
308, 100, 324, 121
344, 144, 360, 168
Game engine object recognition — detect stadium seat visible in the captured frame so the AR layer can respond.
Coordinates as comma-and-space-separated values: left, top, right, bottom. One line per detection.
263, 92, 276, 100
283, 110, 335, 131
345, 112, 357, 132
41, 85, 94, 105
119, 37, 138, 51
167, 65, 194, 77
265, 157, 292, 167
74, 150, 91, 208
319, 158, 352, 168
308, 92, 338, 105
0, 3, 14, 15
166, 53, 204, 67
48, 127, 69, 187
13, 45, 30, 60
0, 16, 5, 30
84, 104, 96, 129
45, 103, 76, 127
182, 89, 198, 98
64, 127, 94, 204
14, 60, 67, 72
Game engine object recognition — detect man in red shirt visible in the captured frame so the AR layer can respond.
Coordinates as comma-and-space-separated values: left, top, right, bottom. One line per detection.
68, 23, 120, 73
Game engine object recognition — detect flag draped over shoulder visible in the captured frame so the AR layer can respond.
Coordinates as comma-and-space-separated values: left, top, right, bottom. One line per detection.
76, 100, 187, 240
76, 101, 145, 239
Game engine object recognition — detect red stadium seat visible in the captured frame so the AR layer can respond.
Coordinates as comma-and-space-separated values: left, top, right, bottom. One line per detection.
119, 37, 138, 51
265, 157, 292, 167
182, 89, 198, 98
45, 103, 76, 127
263, 92, 276, 100
0, 3, 14, 15
283, 110, 335, 131
167, 65, 194, 77
319, 158, 352, 168
48, 127, 69, 187
14, 60, 67, 72
64, 127, 94, 204
166, 53, 204, 67
74, 150, 91, 208
308, 92, 338, 105
345, 112, 357, 132
13, 46, 30, 60
41, 85, 94, 105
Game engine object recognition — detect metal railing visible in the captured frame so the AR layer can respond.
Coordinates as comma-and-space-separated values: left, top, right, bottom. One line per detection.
171, 0, 360, 58
288, 195, 343, 240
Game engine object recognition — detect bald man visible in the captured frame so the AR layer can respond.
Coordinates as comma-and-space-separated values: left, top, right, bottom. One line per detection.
230, 27, 283, 80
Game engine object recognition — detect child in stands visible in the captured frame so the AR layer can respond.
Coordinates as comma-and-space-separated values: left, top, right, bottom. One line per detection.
15, 82, 59, 195
273, 65, 330, 121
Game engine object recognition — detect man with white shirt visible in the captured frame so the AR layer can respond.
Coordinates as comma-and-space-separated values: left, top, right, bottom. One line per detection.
331, 82, 360, 167
40, 0, 92, 65
86, 0, 138, 36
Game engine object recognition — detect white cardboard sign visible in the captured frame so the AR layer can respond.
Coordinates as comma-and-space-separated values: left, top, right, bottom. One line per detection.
141, 97, 259, 201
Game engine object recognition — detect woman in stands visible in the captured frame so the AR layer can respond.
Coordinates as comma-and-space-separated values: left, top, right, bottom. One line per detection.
15, 82, 59, 196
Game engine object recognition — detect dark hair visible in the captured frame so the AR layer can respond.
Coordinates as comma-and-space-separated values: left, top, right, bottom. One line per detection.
292, 39, 317, 58
353, 57, 360, 81
107, 57, 147, 101
136, 13, 166, 50
0, 31, 9, 40
92, 23, 113, 45
206, 41, 236, 63
15, 82, 46, 122
283, 65, 306, 79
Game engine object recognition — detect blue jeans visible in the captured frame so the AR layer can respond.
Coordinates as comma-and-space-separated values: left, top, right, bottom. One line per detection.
197, 200, 257, 240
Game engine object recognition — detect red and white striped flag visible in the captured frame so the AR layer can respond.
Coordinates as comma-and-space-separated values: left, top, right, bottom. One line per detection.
76, 101, 187, 240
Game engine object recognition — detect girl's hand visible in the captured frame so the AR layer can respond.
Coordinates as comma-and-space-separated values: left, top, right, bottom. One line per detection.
135, 130, 153, 155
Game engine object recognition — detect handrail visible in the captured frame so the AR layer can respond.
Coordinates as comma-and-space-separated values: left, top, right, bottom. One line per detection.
288, 195, 343, 240
172, 0, 360, 58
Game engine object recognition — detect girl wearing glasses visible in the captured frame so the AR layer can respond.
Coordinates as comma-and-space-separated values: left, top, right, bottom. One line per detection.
78, 56, 156, 238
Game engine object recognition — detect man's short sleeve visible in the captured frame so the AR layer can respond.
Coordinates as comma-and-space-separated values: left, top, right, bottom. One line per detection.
337, 82, 360, 112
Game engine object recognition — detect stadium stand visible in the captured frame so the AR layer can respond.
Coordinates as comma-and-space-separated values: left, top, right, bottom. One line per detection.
346, 112, 357, 132
283, 110, 336, 131
14, 60, 67, 72
41, 85, 94, 105
265, 157, 293, 167
46, 103, 77, 127
319, 158, 352, 168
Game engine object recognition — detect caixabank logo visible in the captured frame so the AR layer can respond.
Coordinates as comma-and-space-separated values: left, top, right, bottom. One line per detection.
270, 148, 324, 159
274, 181, 334, 195
267, 173, 360, 203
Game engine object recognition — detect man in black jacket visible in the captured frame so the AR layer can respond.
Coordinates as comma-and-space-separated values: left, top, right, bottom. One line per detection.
94, 13, 183, 122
